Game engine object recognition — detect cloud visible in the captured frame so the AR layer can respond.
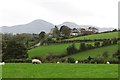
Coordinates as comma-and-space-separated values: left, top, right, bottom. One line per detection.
0, 0, 119, 28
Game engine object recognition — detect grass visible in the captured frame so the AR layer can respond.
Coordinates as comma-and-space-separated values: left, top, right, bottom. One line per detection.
28, 42, 96, 58
28, 43, 81, 58
67, 32, 118, 40
65, 44, 118, 60
2, 63, 118, 78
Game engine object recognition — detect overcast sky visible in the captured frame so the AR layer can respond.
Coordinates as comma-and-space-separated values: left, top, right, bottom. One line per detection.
0, 0, 119, 28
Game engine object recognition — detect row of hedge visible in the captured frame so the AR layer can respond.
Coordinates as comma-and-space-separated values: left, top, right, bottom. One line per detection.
44, 38, 120, 44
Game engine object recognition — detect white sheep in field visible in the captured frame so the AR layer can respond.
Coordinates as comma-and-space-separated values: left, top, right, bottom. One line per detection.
106, 61, 110, 64
32, 59, 41, 64
57, 62, 60, 64
0, 62, 5, 65
75, 60, 78, 64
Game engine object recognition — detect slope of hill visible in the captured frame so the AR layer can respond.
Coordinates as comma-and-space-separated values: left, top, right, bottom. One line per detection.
65, 44, 118, 60
67, 32, 118, 40
28, 43, 81, 58
1, 19, 54, 34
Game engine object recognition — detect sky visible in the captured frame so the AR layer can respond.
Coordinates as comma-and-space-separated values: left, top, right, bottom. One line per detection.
0, 0, 119, 28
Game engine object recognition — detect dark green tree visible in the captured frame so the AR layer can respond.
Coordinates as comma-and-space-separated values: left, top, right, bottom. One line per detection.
60, 25, 71, 37
39, 31, 46, 41
52, 25, 60, 38
66, 43, 78, 55
67, 58, 75, 63
94, 42, 100, 48
2, 40, 28, 60
80, 43, 86, 51
112, 49, 120, 63
102, 51, 109, 63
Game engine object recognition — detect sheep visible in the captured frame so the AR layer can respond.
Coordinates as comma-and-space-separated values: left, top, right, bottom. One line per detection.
75, 60, 78, 64
57, 62, 60, 64
106, 61, 110, 64
32, 59, 41, 64
0, 62, 5, 65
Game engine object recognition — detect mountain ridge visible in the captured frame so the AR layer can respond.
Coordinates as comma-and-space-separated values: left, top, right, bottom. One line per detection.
1, 19, 115, 34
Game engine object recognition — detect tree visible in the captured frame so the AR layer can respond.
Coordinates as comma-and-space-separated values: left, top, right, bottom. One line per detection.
52, 25, 60, 38
94, 42, 100, 48
102, 51, 109, 63
88, 27, 98, 32
102, 39, 112, 46
2, 40, 28, 60
39, 31, 46, 41
80, 43, 86, 51
112, 38, 118, 44
67, 58, 75, 63
80, 28, 85, 30
86, 44, 94, 49
112, 29, 117, 32
60, 25, 71, 37
87, 56, 93, 61
67, 43, 78, 55
112, 49, 120, 63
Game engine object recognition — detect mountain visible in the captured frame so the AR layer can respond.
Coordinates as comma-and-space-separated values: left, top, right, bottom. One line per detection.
57, 22, 114, 32
0, 19, 115, 34
1, 19, 54, 34
57, 22, 80, 29
97, 28, 115, 32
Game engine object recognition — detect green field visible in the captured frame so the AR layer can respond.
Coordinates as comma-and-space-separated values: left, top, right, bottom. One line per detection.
28, 43, 81, 58
65, 44, 118, 60
67, 32, 118, 40
2, 63, 118, 78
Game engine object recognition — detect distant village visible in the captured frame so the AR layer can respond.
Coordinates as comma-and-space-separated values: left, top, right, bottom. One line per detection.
49, 26, 98, 38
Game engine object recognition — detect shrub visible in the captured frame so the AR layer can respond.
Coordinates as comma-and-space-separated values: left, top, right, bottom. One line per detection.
112, 38, 118, 44
80, 42, 87, 51
112, 49, 120, 63
67, 58, 75, 63
109, 58, 119, 64
67, 43, 78, 55
4, 59, 31, 63
94, 41, 100, 48
90, 57, 104, 64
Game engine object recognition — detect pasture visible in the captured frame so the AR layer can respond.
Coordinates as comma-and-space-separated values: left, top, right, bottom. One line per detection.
2, 63, 118, 78
28, 43, 95, 58
67, 32, 118, 40
65, 44, 118, 60
28, 43, 79, 58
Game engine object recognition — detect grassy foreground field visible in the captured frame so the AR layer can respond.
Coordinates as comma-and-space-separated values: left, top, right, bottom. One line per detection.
2, 63, 118, 78
67, 32, 118, 40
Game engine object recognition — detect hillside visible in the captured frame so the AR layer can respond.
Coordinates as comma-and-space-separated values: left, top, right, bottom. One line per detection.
28, 43, 80, 58
65, 44, 118, 60
67, 32, 118, 40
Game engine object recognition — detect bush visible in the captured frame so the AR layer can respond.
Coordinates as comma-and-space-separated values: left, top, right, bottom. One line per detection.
4, 59, 32, 63
90, 57, 104, 64
86, 44, 94, 49
67, 43, 78, 55
94, 41, 100, 48
112, 49, 120, 63
67, 58, 75, 63
112, 38, 118, 44
109, 58, 119, 64
102, 39, 112, 46
80, 42, 86, 51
